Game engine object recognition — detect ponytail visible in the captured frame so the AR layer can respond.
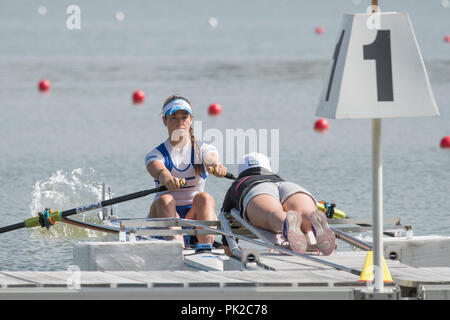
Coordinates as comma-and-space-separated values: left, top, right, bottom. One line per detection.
189, 126, 204, 176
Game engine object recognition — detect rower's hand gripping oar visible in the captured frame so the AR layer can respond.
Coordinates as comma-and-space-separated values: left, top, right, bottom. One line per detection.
0, 185, 171, 235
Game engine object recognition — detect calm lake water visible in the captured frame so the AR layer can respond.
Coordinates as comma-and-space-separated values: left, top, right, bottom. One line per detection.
0, 0, 449, 270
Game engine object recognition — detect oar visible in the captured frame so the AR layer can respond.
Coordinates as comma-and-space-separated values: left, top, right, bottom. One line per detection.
224, 172, 237, 180
210, 167, 236, 180
0, 185, 167, 235
0, 167, 235, 235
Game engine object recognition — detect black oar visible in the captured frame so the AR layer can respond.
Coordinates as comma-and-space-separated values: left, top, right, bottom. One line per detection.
0, 170, 235, 235
0, 185, 167, 235
224, 172, 236, 180
210, 167, 236, 180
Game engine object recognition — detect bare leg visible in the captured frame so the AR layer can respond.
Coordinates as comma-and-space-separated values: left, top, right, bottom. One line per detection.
149, 193, 177, 218
245, 194, 286, 233
185, 192, 216, 244
149, 194, 183, 242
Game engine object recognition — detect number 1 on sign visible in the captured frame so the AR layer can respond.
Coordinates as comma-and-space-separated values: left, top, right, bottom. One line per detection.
325, 29, 394, 103
363, 30, 394, 102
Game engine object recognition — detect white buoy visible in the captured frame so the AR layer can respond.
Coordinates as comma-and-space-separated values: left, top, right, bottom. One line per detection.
208, 17, 218, 29
115, 11, 125, 22
442, 0, 450, 8
38, 6, 47, 16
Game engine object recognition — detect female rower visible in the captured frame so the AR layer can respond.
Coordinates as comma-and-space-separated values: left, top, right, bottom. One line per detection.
221, 153, 335, 255
145, 95, 227, 248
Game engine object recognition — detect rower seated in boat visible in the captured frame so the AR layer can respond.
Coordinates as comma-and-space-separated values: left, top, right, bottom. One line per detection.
221, 153, 335, 255
145, 95, 227, 248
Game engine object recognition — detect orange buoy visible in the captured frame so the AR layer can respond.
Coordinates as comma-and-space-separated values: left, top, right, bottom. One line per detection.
314, 118, 329, 132
440, 136, 450, 148
208, 103, 222, 116
445, 35, 450, 43
133, 90, 145, 104
315, 26, 325, 35
38, 79, 51, 92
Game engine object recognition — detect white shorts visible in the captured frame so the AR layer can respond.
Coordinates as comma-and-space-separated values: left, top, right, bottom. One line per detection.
242, 181, 316, 221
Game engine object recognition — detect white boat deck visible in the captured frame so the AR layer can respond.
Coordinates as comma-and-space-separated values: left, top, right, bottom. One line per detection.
1, 251, 449, 300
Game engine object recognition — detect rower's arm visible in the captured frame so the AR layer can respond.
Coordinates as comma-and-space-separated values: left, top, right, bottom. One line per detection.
147, 160, 184, 191
203, 151, 227, 177
203, 150, 220, 166
146, 160, 170, 180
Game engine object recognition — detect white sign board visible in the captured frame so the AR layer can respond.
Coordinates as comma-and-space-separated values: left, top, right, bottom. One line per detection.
316, 12, 439, 119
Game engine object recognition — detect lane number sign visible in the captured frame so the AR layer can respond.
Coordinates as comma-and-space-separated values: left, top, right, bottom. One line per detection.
316, 13, 439, 119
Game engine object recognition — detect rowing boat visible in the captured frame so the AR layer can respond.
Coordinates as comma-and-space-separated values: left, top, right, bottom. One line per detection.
0, 177, 413, 275
60, 207, 408, 273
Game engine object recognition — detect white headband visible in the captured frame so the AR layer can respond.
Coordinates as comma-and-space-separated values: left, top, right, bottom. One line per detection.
163, 99, 193, 116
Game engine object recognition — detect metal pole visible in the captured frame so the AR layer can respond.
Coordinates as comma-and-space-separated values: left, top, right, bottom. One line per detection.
218, 214, 259, 264
372, 118, 384, 291
101, 183, 107, 220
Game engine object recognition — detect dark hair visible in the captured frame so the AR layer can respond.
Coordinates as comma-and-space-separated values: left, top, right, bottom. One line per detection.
163, 95, 203, 176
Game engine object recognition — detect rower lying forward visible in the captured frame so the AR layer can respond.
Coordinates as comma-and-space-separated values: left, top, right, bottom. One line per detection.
221, 153, 335, 255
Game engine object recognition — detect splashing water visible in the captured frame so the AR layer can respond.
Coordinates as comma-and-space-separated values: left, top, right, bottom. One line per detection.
29, 168, 114, 238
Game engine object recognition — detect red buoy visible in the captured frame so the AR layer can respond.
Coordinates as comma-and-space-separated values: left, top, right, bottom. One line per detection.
208, 103, 222, 116
445, 35, 450, 43
133, 90, 145, 104
38, 79, 51, 92
315, 26, 325, 35
440, 136, 450, 148
314, 118, 329, 132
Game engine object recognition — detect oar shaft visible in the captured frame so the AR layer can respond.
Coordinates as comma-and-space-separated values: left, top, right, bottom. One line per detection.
0, 222, 25, 234
331, 226, 372, 251
62, 186, 167, 218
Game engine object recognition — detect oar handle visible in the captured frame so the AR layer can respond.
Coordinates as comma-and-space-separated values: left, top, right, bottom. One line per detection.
224, 172, 237, 180
210, 167, 237, 180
